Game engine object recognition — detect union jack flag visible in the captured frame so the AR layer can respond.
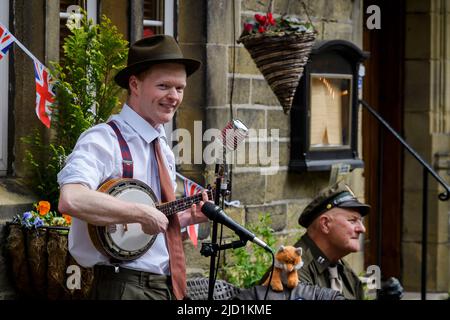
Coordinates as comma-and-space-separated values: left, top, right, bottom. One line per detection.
0, 23, 15, 60
183, 177, 204, 248
33, 59, 55, 128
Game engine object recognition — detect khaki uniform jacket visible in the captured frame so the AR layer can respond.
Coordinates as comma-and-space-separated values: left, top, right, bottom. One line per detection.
294, 234, 365, 300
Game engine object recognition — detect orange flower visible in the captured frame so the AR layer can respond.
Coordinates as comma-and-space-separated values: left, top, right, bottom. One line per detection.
62, 214, 72, 225
37, 201, 51, 216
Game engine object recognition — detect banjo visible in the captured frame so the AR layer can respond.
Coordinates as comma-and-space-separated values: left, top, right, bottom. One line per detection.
87, 178, 213, 261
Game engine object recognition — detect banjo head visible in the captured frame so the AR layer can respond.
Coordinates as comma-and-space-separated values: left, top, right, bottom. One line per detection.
92, 179, 159, 261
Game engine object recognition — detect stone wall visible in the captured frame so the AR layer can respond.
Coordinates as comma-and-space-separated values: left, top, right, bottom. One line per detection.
0, 0, 46, 299
0, 179, 36, 299
179, 0, 366, 277
0, 0, 367, 297
177, 0, 209, 276
402, 0, 450, 292
0, 0, 131, 299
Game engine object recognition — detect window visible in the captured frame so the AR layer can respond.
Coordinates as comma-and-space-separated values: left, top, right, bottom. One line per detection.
143, 0, 174, 36
59, 0, 98, 59
289, 40, 368, 172
0, 1, 10, 175
309, 74, 352, 150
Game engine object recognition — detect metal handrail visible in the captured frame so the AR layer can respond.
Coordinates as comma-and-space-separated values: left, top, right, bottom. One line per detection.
359, 99, 450, 300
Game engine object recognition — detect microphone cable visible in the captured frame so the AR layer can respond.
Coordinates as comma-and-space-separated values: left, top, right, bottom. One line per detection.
264, 249, 275, 301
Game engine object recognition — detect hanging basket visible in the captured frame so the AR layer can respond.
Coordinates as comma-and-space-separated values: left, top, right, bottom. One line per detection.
238, 30, 316, 114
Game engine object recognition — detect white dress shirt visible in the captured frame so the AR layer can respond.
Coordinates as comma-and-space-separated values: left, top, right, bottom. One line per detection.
57, 104, 177, 274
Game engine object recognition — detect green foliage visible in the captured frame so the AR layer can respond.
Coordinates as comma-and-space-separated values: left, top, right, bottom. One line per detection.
22, 132, 66, 209
22, 13, 128, 209
52, 13, 129, 147
222, 213, 276, 288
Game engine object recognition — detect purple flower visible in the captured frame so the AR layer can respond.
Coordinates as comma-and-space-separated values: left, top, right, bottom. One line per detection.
22, 211, 32, 220
33, 217, 44, 227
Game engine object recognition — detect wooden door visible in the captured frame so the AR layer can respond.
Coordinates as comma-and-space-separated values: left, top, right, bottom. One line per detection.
362, 0, 405, 278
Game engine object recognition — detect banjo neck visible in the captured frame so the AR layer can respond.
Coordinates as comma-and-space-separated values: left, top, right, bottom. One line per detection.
156, 189, 214, 217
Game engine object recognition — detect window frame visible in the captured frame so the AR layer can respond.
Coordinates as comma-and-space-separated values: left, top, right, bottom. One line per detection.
59, 1, 98, 29
289, 40, 368, 173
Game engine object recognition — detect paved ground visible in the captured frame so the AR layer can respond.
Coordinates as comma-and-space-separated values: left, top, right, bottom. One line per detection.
402, 292, 449, 300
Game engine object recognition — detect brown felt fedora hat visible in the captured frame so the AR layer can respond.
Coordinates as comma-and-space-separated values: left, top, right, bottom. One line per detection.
115, 35, 201, 88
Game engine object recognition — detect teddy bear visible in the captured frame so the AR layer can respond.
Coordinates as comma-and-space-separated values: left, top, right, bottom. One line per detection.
263, 245, 303, 292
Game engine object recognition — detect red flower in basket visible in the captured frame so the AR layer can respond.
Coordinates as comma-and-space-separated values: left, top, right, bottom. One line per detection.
244, 23, 253, 32
241, 12, 314, 36
267, 12, 276, 26
255, 13, 267, 25
238, 12, 317, 114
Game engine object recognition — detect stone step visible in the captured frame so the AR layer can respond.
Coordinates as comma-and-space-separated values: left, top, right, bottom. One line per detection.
0, 178, 36, 221
0, 204, 35, 220
402, 292, 450, 300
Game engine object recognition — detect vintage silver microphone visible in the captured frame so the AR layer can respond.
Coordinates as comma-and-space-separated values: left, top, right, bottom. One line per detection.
219, 119, 249, 152
214, 119, 249, 193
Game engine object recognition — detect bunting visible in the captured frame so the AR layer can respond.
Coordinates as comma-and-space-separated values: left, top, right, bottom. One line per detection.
1, 22, 55, 128
0, 23, 15, 60
33, 59, 55, 128
182, 175, 204, 248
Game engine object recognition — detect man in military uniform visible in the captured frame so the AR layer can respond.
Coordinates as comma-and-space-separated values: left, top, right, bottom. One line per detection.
294, 183, 370, 299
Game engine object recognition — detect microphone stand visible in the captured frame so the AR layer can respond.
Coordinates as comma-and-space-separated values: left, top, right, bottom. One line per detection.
200, 120, 249, 300
201, 150, 232, 300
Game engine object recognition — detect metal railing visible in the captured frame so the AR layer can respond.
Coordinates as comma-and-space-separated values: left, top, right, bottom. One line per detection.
359, 99, 450, 300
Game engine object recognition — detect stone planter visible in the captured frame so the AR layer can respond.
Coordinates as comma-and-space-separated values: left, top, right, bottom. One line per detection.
4, 223, 94, 299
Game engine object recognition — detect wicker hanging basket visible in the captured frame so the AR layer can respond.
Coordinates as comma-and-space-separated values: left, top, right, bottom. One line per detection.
237, 0, 317, 113
238, 30, 316, 113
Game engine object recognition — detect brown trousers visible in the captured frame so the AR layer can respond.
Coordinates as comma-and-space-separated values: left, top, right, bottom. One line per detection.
90, 265, 174, 300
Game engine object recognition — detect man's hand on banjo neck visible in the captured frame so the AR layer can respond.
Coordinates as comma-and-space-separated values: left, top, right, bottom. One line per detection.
177, 190, 210, 228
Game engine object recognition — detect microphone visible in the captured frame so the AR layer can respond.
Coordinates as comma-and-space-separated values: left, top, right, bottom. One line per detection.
204, 120, 248, 166
201, 202, 273, 253
213, 119, 249, 191
219, 119, 249, 152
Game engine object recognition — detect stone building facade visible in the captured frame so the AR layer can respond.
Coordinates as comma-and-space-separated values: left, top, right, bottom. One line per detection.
0, 0, 449, 298
177, 0, 366, 280
401, 0, 450, 292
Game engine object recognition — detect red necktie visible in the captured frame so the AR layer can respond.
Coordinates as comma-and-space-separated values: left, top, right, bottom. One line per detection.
154, 138, 186, 300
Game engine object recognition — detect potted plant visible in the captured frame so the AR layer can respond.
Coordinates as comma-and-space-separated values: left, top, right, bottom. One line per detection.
5, 201, 89, 299
237, 1, 317, 113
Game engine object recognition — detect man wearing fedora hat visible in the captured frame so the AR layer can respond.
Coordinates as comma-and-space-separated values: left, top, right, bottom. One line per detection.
57, 35, 209, 300
294, 183, 370, 299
